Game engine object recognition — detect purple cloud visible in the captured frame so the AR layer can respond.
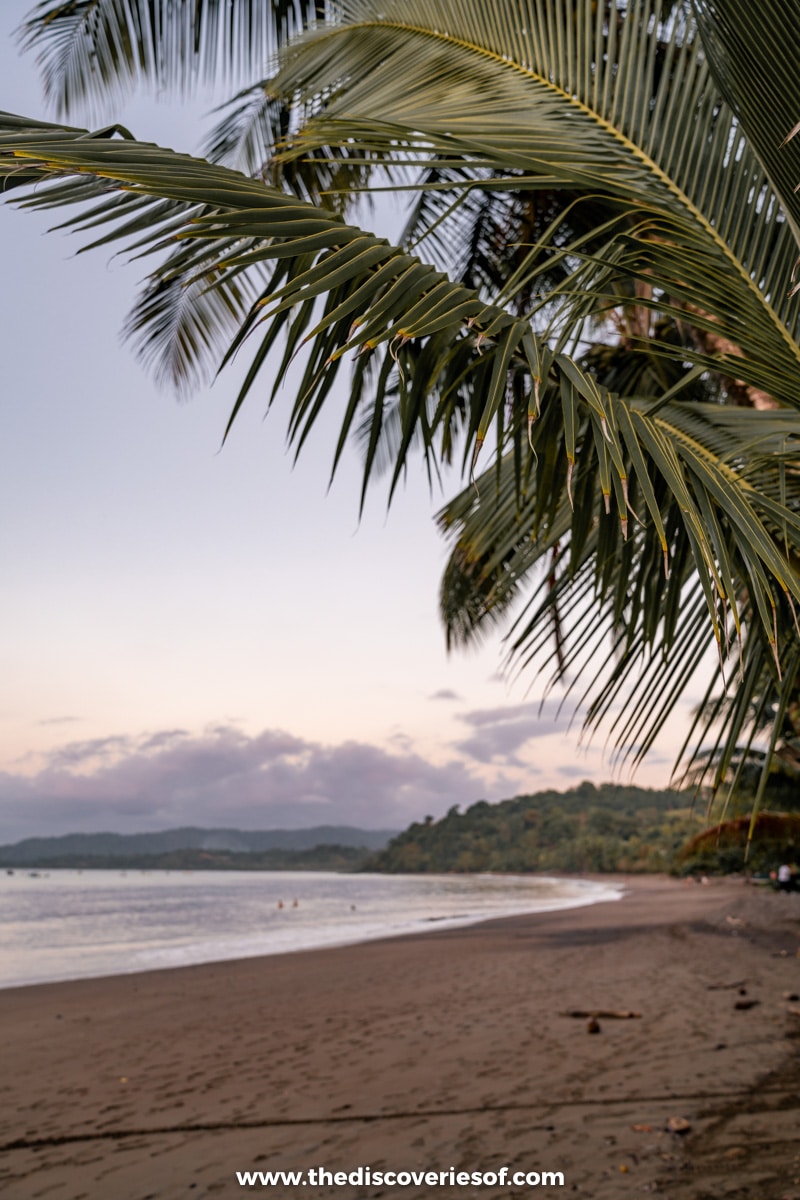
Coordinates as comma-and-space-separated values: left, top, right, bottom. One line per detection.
0, 724, 482, 842
454, 700, 577, 763
557, 764, 593, 779
46, 735, 134, 768
138, 729, 190, 752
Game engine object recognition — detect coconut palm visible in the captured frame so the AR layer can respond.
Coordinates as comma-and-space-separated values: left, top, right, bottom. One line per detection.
2, 0, 799, 811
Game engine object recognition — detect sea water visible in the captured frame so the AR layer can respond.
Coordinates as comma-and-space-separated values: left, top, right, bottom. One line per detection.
0, 869, 622, 989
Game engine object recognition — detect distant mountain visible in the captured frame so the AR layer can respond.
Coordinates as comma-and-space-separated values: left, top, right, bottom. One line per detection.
0, 825, 397, 866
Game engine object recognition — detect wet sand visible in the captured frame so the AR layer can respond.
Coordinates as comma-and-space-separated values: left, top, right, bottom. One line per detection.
1, 875, 799, 1199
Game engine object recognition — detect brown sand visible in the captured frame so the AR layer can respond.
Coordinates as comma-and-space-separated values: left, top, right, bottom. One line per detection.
1, 875, 799, 1200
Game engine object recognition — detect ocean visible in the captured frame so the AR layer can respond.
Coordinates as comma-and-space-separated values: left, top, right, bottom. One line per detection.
0, 869, 623, 989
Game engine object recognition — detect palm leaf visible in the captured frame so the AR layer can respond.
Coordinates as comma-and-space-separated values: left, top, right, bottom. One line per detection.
691, 0, 800, 241
439, 417, 800, 778
3, 0, 800, 783
268, 0, 800, 408
17, 0, 325, 119
2, 107, 797, 632
0, 111, 538, 469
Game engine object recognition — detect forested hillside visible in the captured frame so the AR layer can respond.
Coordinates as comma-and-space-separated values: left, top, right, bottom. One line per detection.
371, 783, 706, 874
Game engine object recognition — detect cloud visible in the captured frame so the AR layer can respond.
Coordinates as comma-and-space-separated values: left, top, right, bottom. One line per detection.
458, 700, 574, 728
455, 720, 539, 765
0, 724, 484, 843
429, 688, 462, 701
557, 764, 592, 779
37, 716, 82, 727
139, 729, 190, 752
46, 735, 133, 769
454, 700, 577, 764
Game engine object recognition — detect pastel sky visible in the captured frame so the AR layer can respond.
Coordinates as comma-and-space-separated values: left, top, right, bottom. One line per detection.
0, 2, 704, 843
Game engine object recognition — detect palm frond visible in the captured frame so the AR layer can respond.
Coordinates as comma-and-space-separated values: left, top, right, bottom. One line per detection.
204, 80, 284, 175
0, 112, 538, 465
17, 0, 326, 120
691, 0, 800, 242
3, 111, 797, 619
438, 405, 800, 779
269, 0, 800, 407
3, 0, 800, 785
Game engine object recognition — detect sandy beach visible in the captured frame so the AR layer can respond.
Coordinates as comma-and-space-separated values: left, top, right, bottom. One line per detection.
2, 875, 799, 1199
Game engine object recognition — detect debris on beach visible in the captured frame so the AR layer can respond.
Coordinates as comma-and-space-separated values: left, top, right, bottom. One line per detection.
666, 1116, 691, 1135
560, 1009, 642, 1019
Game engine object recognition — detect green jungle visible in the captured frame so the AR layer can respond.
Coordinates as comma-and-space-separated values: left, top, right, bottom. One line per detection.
369, 783, 800, 877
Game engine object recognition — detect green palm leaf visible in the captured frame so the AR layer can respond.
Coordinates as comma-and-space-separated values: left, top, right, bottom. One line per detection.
0, 112, 538, 463
439, 403, 800, 777
269, 0, 800, 407
3, 0, 800, 790
691, 0, 800, 240
18, 0, 324, 118
2, 112, 797, 763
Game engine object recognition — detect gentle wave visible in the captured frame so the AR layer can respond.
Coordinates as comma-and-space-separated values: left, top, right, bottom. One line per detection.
0, 869, 623, 989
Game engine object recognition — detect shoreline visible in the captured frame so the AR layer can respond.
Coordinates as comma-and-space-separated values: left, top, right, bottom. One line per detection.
2, 875, 799, 1198
0, 870, 624, 992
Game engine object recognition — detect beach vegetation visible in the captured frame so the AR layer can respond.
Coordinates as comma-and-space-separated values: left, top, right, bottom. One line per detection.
2, 1, 799, 818
367, 780, 800, 877
676, 811, 800, 876
369, 782, 707, 874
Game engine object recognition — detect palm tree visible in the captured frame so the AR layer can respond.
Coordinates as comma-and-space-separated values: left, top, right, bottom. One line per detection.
2, 0, 799, 815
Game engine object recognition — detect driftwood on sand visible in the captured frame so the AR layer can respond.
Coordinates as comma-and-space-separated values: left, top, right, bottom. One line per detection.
560, 1009, 642, 1019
